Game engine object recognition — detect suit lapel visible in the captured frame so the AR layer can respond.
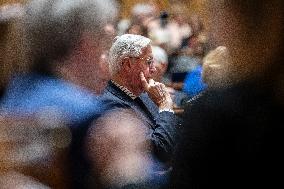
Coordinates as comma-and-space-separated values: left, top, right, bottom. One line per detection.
104, 82, 157, 129
139, 93, 159, 120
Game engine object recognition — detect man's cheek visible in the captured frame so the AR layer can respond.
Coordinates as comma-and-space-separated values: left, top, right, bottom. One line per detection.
142, 72, 150, 82
143, 69, 150, 77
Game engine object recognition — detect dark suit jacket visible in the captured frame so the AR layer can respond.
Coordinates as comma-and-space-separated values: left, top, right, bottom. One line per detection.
170, 80, 284, 189
100, 81, 178, 163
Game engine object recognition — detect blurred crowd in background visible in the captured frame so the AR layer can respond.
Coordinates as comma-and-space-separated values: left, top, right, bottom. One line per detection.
0, 0, 283, 189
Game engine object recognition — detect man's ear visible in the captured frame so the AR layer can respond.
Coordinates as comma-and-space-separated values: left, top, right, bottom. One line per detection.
121, 57, 132, 72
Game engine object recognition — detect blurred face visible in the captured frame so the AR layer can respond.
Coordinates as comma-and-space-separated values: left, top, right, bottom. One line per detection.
152, 60, 167, 81
74, 28, 115, 93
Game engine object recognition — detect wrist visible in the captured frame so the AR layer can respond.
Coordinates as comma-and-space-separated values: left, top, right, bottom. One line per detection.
159, 108, 174, 113
158, 100, 173, 110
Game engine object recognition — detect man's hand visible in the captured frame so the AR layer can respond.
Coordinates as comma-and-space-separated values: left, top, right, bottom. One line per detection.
140, 72, 173, 111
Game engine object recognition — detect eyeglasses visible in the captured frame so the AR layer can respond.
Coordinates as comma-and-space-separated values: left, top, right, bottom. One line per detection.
130, 56, 154, 66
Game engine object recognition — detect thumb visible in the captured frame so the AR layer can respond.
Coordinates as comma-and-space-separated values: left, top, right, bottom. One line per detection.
140, 72, 149, 90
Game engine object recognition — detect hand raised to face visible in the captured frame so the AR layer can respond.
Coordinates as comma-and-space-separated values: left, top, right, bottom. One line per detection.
140, 72, 173, 110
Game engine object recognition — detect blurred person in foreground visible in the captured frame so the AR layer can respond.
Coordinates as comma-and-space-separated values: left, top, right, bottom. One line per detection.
0, 4, 54, 189
181, 46, 229, 100
0, 0, 118, 188
95, 34, 179, 187
86, 109, 158, 189
0, 3, 25, 100
170, 0, 284, 188
0, 113, 70, 189
180, 46, 229, 110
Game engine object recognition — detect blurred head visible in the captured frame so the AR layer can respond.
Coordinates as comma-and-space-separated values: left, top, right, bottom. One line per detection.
109, 34, 156, 95
202, 46, 231, 88
22, 0, 118, 92
170, 4, 188, 25
151, 45, 168, 81
127, 23, 148, 36
206, 0, 283, 83
131, 3, 156, 25
189, 14, 204, 36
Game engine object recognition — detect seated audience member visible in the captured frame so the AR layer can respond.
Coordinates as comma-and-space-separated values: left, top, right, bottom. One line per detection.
98, 34, 179, 173
167, 31, 207, 92
182, 64, 207, 98
0, 0, 118, 188
181, 14, 208, 57
170, 0, 284, 188
151, 45, 189, 112
117, 3, 157, 36
166, 14, 208, 92
126, 21, 149, 37
169, 55, 200, 85
151, 45, 168, 83
182, 46, 229, 98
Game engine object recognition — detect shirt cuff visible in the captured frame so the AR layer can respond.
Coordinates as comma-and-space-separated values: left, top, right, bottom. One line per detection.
159, 108, 174, 113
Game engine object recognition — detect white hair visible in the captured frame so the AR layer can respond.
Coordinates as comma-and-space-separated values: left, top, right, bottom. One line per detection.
109, 34, 151, 76
151, 45, 168, 64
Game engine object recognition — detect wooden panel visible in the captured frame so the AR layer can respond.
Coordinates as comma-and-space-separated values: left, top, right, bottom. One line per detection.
120, 0, 170, 18
0, 0, 27, 6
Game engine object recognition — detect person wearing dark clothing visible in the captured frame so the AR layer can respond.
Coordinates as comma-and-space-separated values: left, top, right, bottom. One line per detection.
0, 0, 118, 188
102, 80, 177, 162
171, 80, 284, 188
170, 0, 284, 188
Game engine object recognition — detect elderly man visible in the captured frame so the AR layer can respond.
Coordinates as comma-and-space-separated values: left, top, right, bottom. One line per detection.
99, 34, 178, 164
0, 0, 117, 188
87, 34, 178, 188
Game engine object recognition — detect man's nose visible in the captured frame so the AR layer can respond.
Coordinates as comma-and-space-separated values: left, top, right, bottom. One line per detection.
149, 65, 157, 74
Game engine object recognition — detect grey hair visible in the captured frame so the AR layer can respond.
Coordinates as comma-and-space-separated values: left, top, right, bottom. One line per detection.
23, 0, 118, 71
108, 34, 151, 76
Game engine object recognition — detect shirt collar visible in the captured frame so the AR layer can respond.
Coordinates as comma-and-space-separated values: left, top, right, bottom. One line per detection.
110, 80, 137, 100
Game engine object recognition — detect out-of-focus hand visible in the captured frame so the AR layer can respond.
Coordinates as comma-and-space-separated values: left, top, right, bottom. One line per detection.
140, 72, 173, 110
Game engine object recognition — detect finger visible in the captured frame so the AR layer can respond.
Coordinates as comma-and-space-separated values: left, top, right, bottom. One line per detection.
159, 83, 166, 95
160, 83, 166, 89
160, 83, 170, 97
148, 79, 155, 87
140, 72, 149, 90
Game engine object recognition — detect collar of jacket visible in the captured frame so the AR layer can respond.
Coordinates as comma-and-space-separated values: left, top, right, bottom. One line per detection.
110, 80, 137, 100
